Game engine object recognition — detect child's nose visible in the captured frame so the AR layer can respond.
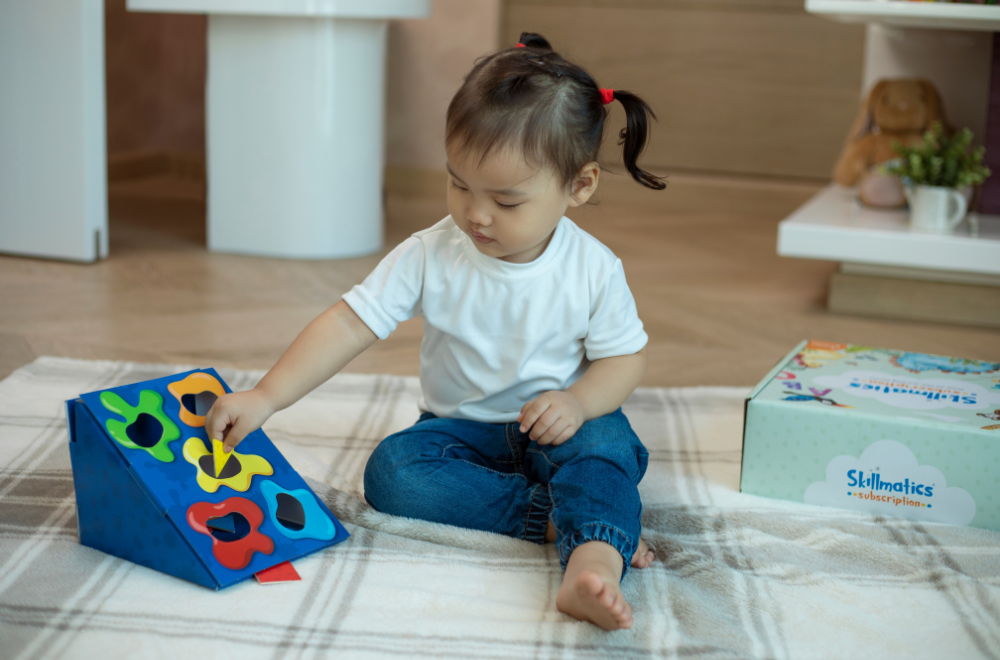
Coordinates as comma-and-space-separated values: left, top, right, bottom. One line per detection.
467, 205, 492, 227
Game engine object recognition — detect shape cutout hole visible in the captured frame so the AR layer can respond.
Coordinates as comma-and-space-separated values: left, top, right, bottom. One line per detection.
181, 391, 219, 417
206, 513, 236, 534
208, 512, 250, 542
275, 493, 306, 531
198, 454, 242, 480
125, 413, 164, 448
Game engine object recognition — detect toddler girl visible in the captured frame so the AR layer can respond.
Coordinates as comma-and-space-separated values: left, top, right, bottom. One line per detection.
207, 32, 665, 631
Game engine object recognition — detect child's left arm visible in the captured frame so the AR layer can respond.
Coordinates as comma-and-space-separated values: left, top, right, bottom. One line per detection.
518, 347, 647, 445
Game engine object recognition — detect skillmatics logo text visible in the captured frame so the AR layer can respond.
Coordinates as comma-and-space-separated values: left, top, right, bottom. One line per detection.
804, 440, 975, 525
813, 370, 1000, 411
846, 470, 933, 508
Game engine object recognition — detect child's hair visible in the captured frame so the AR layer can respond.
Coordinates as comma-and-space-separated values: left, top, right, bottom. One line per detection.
446, 32, 666, 191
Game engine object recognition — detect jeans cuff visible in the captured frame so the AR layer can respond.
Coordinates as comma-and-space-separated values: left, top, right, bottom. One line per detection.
556, 522, 636, 582
523, 484, 551, 544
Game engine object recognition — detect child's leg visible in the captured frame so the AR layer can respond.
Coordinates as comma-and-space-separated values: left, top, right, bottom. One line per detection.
524, 408, 649, 630
363, 413, 550, 542
545, 521, 654, 569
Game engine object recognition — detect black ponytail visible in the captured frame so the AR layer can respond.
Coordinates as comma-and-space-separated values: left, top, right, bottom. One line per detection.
447, 32, 666, 193
517, 32, 552, 51
613, 90, 666, 190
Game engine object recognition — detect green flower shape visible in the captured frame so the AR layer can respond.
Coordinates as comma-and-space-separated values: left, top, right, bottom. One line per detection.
100, 390, 181, 462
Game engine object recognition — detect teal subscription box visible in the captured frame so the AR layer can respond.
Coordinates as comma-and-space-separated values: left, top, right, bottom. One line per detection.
741, 340, 1000, 532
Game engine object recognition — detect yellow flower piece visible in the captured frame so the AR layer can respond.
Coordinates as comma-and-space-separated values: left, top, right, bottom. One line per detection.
183, 438, 273, 493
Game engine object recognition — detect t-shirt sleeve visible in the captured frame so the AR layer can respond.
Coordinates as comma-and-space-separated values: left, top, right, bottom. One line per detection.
584, 258, 648, 360
342, 236, 424, 340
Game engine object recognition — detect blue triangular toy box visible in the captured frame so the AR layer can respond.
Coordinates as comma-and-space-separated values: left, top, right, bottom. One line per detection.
66, 368, 349, 589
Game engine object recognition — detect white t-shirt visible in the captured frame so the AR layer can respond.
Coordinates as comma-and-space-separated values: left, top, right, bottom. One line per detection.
342, 216, 648, 423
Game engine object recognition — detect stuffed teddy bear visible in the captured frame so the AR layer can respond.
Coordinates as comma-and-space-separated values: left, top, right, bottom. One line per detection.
833, 79, 949, 208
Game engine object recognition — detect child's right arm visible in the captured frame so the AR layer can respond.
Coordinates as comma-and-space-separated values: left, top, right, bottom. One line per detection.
205, 300, 377, 452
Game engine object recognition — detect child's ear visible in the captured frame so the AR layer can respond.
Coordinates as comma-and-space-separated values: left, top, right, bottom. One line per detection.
568, 162, 600, 207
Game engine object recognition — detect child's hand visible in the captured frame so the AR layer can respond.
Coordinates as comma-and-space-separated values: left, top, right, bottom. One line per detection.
205, 388, 275, 453
518, 391, 585, 446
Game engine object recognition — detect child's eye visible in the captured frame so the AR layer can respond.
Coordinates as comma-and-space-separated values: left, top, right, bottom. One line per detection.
496, 201, 520, 210
450, 180, 468, 192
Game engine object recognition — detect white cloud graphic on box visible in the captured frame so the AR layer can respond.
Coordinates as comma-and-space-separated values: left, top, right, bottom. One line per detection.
813, 370, 1000, 411
804, 440, 975, 526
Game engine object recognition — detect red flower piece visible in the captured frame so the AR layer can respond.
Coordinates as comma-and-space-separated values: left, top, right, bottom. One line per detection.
187, 497, 274, 570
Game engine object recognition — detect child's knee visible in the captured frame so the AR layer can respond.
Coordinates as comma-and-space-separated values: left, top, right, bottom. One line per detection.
363, 436, 416, 513
554, 412, 648, 478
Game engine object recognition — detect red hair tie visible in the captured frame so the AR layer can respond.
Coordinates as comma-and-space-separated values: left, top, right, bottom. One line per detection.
599, 88, 615, 105
515, 43, 526, 48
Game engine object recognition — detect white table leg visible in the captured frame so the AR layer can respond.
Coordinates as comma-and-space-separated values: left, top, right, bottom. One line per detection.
207, 15, 387, 259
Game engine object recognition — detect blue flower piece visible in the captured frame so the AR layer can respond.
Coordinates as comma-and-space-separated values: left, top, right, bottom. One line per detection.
259, 480, 336, 541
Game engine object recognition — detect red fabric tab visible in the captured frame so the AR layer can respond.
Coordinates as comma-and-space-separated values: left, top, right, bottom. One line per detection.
599, 88, 615, 105
255, 561, 301, 585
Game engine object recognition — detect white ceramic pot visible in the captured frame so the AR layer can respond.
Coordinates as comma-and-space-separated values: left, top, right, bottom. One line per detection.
903, 185, 968, 234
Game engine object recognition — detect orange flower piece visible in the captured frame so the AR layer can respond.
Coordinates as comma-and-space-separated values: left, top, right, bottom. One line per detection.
168, 372, 227, 427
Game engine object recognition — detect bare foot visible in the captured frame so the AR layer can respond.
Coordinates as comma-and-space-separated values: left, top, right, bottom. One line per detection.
545, 521, 654, 569
631, 538, 654, 569
556, 541, 633, 630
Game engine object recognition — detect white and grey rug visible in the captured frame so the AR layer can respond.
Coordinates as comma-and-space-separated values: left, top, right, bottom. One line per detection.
1, 357, 999, 659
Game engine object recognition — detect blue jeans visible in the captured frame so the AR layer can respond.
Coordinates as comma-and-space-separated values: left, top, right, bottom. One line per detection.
363, 408, 648, 580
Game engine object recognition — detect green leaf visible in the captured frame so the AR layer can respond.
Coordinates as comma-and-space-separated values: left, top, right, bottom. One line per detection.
887, 123, 990, 188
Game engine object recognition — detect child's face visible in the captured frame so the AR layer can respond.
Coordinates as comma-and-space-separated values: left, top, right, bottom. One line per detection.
446, 146, 598, 264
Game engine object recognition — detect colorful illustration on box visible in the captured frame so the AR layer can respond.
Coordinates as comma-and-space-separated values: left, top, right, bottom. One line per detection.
890, 352, 1000, 375
781, 390, 852, 407
188, 498, 274, 570
793, 341, 889, 370
260, 480, 336, 541
183, 438, 273, 493
168, 372, 226, 427
100, 390, 180, 461
794, 348, 847, 370
792, 339, 878, 369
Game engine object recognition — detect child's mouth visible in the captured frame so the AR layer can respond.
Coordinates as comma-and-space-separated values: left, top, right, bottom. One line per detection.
469, 230, 494, 244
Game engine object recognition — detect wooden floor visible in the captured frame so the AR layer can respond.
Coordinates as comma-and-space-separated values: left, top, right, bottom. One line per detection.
2, 174, 998, 387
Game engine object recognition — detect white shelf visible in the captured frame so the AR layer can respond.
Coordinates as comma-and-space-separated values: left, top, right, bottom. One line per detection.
777, 185, 1000, 276
806, 0, 1000, 31
128, 0, 430, 18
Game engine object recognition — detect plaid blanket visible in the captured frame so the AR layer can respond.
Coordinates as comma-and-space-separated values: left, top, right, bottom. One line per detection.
1, 357, 999, 659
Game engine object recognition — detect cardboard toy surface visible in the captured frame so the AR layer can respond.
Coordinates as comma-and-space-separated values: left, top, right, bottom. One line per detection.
67, 368, 349, 589
742, 340, 1000, 532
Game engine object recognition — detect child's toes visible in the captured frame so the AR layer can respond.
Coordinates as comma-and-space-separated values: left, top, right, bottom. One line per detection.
611, 592, 632, 623
631, 540, 655, 568
617, 603, 633, 627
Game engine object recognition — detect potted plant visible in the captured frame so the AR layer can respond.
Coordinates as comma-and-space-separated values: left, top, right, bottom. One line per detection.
881, 122, 990, 233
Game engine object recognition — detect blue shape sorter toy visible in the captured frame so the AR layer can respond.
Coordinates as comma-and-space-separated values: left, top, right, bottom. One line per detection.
66, 368, 349, 590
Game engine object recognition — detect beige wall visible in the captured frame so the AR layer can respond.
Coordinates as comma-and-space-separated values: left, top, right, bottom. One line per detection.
386, 0, 502, 170
505, 0, 866, 181
105, 0, 205, 155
